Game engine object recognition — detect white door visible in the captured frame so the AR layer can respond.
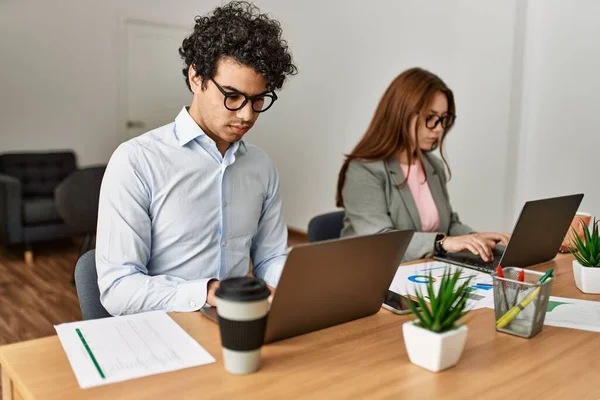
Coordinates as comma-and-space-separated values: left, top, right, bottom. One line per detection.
123, 21, 192, 141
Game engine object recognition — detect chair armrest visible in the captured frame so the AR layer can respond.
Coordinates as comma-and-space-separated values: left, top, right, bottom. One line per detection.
0, 173, 23, 245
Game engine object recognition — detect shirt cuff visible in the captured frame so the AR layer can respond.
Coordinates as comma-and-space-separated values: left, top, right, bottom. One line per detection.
256, 261, 285, 288
174, 278, 213, 311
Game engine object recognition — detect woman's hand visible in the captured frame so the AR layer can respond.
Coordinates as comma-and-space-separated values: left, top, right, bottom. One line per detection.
442, 232, 510, 262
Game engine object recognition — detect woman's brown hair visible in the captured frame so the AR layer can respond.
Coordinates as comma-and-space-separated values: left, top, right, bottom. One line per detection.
336, 67, 455, 207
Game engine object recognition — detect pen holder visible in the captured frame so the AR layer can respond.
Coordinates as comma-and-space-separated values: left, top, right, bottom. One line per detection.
492, 267, 554, 339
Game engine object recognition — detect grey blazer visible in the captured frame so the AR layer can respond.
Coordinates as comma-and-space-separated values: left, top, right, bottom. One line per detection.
340, 153, 473, 262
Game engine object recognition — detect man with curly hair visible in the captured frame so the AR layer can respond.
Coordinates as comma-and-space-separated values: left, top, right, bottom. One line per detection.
96, 1, 297, 316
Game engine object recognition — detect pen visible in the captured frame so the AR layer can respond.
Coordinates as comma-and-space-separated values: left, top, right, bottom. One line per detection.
512, 269, 525, 308
496, 265, 510, 311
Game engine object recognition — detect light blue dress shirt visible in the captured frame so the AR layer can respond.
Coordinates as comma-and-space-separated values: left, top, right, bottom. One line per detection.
96, 107, 288, 316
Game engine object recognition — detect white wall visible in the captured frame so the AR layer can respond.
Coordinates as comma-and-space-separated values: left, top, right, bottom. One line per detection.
250, 0, 518, 232
0, 0, 120, 166
0, 0, 220, 166
511, 0, 600, 224
8, 1, 587, 234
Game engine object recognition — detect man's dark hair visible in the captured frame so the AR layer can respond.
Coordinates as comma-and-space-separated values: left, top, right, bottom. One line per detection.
179, 1, 297, 92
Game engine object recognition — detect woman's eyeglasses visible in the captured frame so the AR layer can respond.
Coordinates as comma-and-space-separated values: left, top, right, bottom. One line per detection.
425, 113, 456, 130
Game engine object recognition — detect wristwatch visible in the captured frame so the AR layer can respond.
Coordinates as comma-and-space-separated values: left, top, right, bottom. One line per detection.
434, 233, 447, 255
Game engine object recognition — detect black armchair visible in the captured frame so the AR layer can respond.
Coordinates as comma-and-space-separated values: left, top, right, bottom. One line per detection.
0, 151, 77, 262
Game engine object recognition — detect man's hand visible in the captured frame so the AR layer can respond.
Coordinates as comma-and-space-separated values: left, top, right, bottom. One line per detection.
206, 280, 275, 307
442, 232, 510, 262
267, 285, 275, 304
206, 279, 220, 307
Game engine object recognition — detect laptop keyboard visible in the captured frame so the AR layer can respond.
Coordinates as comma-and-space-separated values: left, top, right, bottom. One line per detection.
465, 254, 502, 270
442, 253, 503, 272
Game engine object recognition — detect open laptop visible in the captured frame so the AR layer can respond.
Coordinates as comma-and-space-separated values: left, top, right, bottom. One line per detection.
435, 193, 584, 272
200, 230, 414, 343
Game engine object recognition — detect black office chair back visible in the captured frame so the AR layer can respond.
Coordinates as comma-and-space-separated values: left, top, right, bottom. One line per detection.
55, 166, 106, 235
307, 211, 345, 242
74, 250, 111, 320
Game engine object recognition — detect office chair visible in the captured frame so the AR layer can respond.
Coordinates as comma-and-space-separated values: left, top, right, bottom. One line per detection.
307, 211, 345, 242
54, 166, 106, 257
74, 250, 111, 320
55, 166, 106, 283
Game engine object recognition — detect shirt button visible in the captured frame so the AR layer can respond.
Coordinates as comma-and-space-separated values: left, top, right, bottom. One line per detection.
223, 201, 228, 207
222, 241, 227, 247
190, 301, 196, 308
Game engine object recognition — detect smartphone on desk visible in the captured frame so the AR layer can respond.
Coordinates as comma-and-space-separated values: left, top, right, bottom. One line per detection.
382, 290, 417, 315
199, 305, 219, 323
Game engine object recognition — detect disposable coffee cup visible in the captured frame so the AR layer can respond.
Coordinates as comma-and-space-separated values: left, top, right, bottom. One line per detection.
215, 277, 271, 375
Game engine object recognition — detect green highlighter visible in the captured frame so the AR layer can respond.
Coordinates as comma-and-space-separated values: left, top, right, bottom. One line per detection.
538, 268, 554, 284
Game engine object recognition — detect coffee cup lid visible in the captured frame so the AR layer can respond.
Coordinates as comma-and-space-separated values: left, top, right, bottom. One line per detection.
215, 277, 271, 302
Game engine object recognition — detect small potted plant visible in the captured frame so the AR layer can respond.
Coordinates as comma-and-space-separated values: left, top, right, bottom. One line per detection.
403, 269, 472, 372
569, 218, 600, 293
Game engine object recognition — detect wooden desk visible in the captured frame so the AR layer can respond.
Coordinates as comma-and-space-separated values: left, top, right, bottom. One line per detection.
2, 254, 600, 399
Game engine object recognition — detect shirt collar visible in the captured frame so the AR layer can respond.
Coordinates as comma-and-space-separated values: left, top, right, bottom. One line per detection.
174, 107, 206, 146
174, 107, 247, 153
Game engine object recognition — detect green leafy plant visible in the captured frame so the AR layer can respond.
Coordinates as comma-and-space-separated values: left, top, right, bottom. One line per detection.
569, 218, 600, 267
407, 269, 472, 333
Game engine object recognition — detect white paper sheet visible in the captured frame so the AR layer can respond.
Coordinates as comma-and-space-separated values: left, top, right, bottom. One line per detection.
389, 260, 495, 310
544, 296, 600, 332
55, 311, 215, 389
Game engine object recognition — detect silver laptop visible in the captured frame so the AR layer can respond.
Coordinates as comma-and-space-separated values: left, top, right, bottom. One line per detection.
435, 194, 584, 272
200, 230, 414, 343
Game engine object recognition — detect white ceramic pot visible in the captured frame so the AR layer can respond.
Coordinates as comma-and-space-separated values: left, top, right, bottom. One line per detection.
573, 259, 600, 294
402, 321, 468, 372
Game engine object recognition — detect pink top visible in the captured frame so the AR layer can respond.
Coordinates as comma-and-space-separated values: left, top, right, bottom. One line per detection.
400, 161, 440, 232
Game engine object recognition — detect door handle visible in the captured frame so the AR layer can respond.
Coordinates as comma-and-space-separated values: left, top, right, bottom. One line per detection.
126, 120, 146, 129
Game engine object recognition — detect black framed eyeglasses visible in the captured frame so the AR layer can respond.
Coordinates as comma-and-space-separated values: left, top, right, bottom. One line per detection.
425, 113, 456, 130
211, 78, 277, 113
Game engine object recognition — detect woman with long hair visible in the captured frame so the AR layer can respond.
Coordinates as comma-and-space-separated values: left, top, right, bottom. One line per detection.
336, 67, 508, 262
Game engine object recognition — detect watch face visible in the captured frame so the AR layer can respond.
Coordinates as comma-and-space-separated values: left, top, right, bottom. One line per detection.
434, 238, 446, 254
